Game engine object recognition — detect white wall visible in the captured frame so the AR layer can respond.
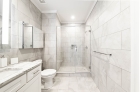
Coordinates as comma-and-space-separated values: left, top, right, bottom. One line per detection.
130, 0, 140, 92
86, 0, 130, 92
42, 13, 61, 69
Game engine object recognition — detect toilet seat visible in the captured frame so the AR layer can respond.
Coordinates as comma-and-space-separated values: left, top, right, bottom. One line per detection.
41, 69, 56, 77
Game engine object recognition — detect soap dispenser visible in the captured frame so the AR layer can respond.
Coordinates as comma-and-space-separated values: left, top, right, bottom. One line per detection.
0, 55, 7, 67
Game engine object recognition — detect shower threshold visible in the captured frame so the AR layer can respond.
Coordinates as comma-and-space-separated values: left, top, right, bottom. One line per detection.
57, 66, 90, 73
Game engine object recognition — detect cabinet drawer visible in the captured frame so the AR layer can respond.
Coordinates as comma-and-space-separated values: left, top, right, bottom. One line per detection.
27, 65, 41, 82
0, 74, 26, 92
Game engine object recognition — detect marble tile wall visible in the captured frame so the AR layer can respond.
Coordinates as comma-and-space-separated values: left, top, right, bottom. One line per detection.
86, 0, 130, 92
0, 0, 42, 65
61, 26, 85, 66
42, 13, 61, 70
56, 20, 62, 70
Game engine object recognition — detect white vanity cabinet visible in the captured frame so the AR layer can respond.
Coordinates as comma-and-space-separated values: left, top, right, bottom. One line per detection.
0, 65, 41, 92
17, 74, 41, 92
0, 74, 26, 92
17, 65, 41, 92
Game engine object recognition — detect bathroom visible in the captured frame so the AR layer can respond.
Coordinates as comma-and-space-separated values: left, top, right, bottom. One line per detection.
0, 0, 139, 92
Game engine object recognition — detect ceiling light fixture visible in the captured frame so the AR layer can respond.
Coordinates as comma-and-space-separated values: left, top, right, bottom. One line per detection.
71, 16, 75, 20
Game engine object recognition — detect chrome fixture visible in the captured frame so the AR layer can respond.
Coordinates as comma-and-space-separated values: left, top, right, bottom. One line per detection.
71, 45, 77, 52
85, 46, 88, 49
85, 30, 91, 33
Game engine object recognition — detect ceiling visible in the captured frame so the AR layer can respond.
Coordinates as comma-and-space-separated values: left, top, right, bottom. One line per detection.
31, 0, 97, 23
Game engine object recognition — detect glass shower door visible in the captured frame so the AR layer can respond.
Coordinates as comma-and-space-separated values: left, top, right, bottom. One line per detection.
56, 25, 91, 73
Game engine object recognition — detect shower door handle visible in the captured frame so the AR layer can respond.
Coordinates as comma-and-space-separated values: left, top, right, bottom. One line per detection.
75, 47, 77, 52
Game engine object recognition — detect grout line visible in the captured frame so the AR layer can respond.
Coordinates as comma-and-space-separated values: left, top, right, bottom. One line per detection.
92, 27, 130, 40
107, 75, 127, 92
94, 54, 131, 73
91, 6, 130, 34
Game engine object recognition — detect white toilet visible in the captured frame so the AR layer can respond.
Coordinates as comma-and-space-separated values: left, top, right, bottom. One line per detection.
41, 69, 56, 89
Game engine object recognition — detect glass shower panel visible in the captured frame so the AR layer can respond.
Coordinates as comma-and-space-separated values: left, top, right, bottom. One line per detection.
83, 26, 91, 72
56, 25, 91, 73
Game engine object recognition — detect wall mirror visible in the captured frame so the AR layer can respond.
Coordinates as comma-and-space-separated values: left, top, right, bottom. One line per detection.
19, 21, 43, 49
0, 0, 11, 49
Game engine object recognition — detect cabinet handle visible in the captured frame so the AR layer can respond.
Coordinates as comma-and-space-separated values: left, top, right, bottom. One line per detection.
33, 70, 40, 75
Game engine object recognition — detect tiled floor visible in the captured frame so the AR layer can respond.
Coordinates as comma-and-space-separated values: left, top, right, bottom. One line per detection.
42, 76, 100, 92
57, 66, 90, 73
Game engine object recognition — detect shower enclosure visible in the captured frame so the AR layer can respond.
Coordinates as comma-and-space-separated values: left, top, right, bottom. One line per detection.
56, 25, 91, 73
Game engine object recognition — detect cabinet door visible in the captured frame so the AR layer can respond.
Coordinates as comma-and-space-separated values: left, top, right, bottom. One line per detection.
17, 74, 41, 92
23, 78, 40, 92
0, 74, 26, 92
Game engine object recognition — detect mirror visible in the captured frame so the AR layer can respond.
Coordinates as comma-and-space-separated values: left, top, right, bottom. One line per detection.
0, 0, 11, 49
19, 21, 43, 49
24, 24, 33, 48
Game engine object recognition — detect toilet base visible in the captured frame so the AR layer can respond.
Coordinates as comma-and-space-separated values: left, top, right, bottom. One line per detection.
45, 79, 53, 89
42, 78, 54, 89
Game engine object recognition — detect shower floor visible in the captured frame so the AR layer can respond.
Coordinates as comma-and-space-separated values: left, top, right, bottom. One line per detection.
57, 63, 90, 73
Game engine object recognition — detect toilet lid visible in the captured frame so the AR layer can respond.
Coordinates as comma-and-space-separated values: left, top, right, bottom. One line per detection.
41, 69, 56, 77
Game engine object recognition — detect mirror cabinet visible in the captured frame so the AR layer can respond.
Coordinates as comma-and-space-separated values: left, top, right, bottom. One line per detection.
19, 21, 43, 49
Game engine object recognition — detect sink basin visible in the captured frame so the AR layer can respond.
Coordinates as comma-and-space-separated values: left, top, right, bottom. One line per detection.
0, 68, 22, 71
0, 68, 22, 81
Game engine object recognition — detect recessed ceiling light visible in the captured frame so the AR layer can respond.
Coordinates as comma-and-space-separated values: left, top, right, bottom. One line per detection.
71, 16, 75, 20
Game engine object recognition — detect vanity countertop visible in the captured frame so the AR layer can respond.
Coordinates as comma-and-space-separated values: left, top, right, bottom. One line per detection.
0, 59, 42, 88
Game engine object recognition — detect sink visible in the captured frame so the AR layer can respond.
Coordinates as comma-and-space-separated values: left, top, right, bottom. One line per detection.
0, 68, 22, 72
0, 68, 22, 71
0, 68, 22, 81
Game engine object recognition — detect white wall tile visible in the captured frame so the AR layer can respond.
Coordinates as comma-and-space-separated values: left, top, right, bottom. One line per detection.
101, 32, 121, 49
107, 64, 122, 86
108, 50, 131, 72
121, 0, 130, 11
86, 1, 131, 92
122, 70, 130, 92
99, 1, 120, 26
122, 29, 131, 50
93, 27, 103, 39
45, 41, 56, 47
107, 77, 126, 92
45, 33, 56, 41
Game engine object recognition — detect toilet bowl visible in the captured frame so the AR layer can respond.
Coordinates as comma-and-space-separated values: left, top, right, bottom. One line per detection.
41, 69, 56, 89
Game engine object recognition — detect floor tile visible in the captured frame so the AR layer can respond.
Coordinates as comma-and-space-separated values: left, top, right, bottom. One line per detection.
42, 74, 100, 92
58, 81, 69, 89
69, 82, 79, 90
